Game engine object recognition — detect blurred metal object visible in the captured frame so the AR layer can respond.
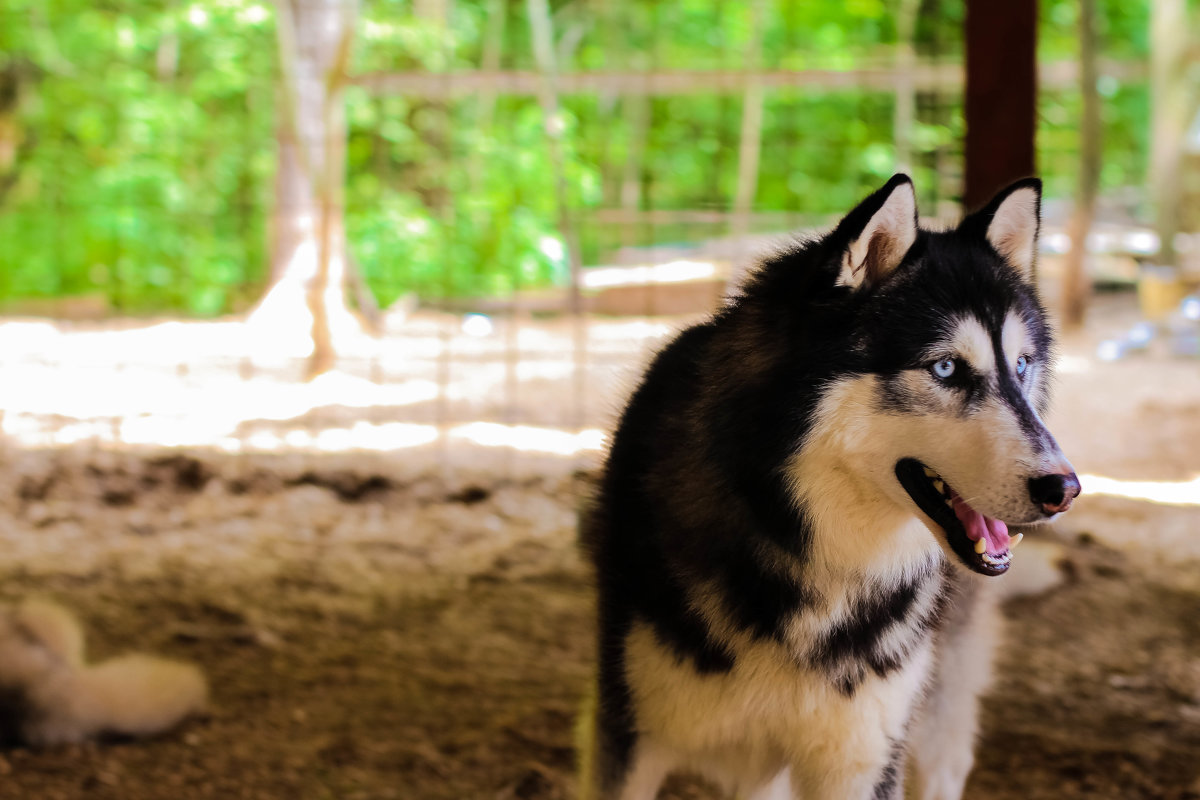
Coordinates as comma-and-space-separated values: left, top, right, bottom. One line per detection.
1097, 294, 1200, 361
1138, 264, 1189, 321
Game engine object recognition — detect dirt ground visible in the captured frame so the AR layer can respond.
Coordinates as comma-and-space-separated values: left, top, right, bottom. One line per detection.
0, 294, 1198, 799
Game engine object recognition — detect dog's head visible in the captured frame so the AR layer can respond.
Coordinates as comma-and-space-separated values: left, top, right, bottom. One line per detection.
772, 175, 1078, 577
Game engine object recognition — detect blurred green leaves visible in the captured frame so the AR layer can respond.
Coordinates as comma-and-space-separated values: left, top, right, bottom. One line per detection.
0, 0, 275, 313
0, 0, 1156, 313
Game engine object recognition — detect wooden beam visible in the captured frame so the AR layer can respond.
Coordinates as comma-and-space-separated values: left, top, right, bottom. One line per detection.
347, 60, 1144, 98
590, 208, 812, 226
964, 0, 1038, 211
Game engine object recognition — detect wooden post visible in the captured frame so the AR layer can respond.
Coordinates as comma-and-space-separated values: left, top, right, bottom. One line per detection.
526, 0, 588, 428
893, 0, 921, 174
1061, 0, 1101, 328
472, 0, 506, 172
963, 0, 1037, 212
732, 0, 769, 240
1150, 0, 1188, 273
526, 0, 583, 315
257, 0, 360, 380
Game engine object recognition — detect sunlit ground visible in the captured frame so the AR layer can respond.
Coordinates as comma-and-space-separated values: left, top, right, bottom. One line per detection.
0, 292, 1198, 556
0, 311, 667, 454
0, 292, 1198, 800
1081, 473, 1200, 506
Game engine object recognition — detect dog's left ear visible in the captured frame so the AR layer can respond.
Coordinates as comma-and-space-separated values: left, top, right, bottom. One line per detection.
964, 178, 1042, 279
835, 174, 919, 290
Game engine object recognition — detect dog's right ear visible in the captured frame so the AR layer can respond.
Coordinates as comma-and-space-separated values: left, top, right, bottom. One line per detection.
960, 178, 1042, 280
834, 174, 918, 290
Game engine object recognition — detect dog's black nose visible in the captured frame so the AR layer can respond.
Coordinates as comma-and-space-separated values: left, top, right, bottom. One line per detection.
1028, 472, 1081, 514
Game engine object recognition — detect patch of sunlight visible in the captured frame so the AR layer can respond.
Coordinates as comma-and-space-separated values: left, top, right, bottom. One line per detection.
0, 370, 440, 438
1056, 354, 1092, 375
450, 422, 605, 455
583, 260, 717, 289
1080, 473, 1200, 507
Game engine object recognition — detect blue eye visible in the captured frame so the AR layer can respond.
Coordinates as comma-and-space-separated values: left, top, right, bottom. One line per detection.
931, 358, 956, 379
1016, 355, 1029, 376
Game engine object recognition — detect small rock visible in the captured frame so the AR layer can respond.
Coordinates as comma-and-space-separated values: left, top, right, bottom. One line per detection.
25, 502, 51, 525
1108, 673, 1152, 690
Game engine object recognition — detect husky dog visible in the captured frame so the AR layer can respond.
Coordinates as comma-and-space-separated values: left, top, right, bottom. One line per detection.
0, 599, 208, 747
580, 175, 1079, 800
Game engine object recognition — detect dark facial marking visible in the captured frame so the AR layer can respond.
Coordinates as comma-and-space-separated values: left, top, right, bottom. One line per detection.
935, 356, 988, 412
991, 324, 1056, 453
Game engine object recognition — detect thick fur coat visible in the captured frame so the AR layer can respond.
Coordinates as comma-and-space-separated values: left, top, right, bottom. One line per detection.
580, 175, 1077, 800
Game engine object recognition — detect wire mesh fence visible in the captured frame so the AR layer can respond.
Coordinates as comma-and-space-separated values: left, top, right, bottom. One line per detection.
0, 0, 1157, 465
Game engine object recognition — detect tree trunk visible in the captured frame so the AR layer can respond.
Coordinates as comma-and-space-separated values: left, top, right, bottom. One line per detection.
1061, 0, 1101, 329
526, 0, 583, 314
1150, 0, 1188, 273
893, 0, 921, 175
526, 0, 587, 428
731, 0, 768, 241
253, 0, 360, 379
470, 0, 507, 196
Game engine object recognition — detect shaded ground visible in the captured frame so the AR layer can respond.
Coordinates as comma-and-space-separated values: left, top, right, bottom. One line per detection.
0, 294, 1198, 799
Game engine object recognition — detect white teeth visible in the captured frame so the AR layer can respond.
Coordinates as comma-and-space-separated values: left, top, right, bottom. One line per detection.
974, 538, 987, 554
980, 550, 1012, 567
1009, 532, 1024, 550
944, 498, 954, 508
932, 479, 945, 494
923, 467, 937, 478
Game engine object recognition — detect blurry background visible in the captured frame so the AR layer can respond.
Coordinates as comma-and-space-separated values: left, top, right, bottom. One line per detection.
0, 1, 1198, 799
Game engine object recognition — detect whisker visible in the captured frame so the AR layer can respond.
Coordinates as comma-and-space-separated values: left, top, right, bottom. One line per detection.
954, 493, 988, 508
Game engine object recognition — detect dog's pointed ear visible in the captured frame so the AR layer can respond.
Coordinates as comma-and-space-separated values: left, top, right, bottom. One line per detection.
835, 174, 918, 290
964, 178, 1042, 279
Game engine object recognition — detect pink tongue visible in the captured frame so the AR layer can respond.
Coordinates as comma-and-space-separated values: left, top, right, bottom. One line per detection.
951, 492, 1011, 554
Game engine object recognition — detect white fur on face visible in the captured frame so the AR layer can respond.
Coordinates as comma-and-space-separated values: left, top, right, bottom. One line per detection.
1000, 311, 1031, 373
941, 316, 993, 374
1001, 310, 1052, 412
794, 324, 1062, 541
986, 187, 1039, 278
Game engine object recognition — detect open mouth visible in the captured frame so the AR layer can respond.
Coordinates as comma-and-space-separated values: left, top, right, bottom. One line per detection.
894, 458, 1022, 576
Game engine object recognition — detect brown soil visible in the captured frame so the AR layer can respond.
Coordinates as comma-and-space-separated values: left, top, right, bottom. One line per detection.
0, 296, 1198, 799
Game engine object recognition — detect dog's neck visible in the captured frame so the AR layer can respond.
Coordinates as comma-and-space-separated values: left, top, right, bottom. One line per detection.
787, 453, 940, 584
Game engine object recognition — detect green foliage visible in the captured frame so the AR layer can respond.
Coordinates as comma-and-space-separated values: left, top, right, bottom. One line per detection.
0, 0, 1160, 312
0, 0, 275, 313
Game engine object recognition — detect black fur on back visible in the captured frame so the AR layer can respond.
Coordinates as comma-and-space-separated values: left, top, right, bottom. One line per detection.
580, 177, 1052, 783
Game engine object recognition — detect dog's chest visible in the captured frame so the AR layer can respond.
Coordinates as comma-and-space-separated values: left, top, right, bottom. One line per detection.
793, 562, 946, 696
625, 611, 937, 774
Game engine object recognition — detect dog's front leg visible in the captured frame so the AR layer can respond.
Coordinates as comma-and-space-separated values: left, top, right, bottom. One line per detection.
789, 748, 905, 800
788, 730, 906, 800
909, 577, 1000, 800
